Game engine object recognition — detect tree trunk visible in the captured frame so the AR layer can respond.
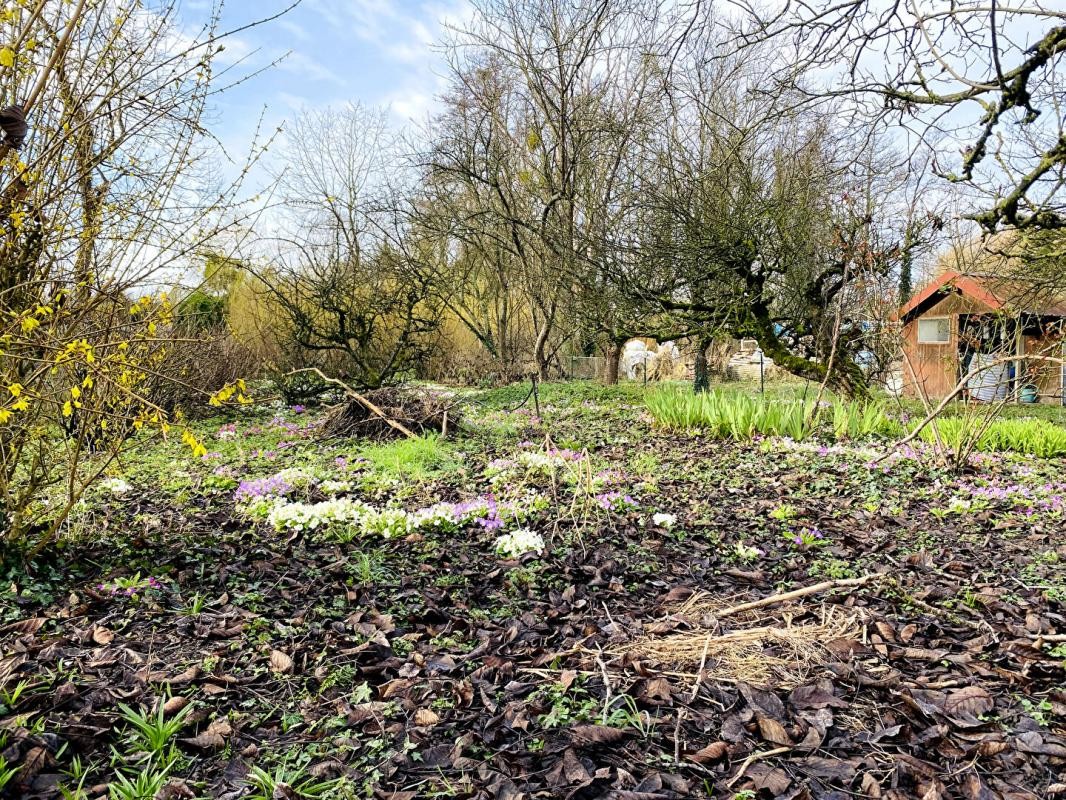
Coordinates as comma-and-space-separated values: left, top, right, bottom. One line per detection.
693, 336, 712, 393
604, 340, 623, 385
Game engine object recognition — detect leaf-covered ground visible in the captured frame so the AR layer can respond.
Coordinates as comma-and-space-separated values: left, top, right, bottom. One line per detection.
2, 382, 1064, 800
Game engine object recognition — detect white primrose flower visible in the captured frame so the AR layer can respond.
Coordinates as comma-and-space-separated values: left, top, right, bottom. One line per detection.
651, 512, 677, 528
267, 497, 370, 532
319, 479, 353, 496
273, 467, 321, 490
494, 528, 545, 559
100, 477, 132, 497
359, 507, 413, 539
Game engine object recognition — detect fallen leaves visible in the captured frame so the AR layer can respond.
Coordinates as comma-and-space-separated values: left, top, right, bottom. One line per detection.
180, 718, 232, 751
268, 649, 293, 675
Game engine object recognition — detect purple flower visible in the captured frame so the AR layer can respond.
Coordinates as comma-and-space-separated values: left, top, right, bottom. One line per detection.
292, 404, 306, 414
335, 457, 348, 469
595, 491, 638, 511
479, 515, 504, 531
235, 475, 292, 502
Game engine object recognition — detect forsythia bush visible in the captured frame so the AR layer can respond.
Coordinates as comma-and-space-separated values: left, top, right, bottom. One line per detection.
1, 289, 224, 547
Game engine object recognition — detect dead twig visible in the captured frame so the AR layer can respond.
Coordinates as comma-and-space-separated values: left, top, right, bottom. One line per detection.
689, 634, 711, 702
673, 707, 686, 766
594, 651, 613, 725
726, 746, 792, 789
715, 576, 874, 619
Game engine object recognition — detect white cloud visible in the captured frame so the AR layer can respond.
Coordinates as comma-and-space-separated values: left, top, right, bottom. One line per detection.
387, 90, 435, 122
276, 92, 311, 112
277, 18, 311, 42
277, 51, 344, 85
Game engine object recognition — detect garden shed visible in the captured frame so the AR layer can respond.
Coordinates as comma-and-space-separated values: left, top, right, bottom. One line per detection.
898, 270, 1066, 404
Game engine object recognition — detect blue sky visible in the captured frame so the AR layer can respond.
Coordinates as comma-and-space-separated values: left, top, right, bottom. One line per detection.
185, 0, 469, 180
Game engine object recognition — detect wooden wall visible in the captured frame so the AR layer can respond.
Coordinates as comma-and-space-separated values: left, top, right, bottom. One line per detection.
901, 293, 991, 400
1023, 333, 1064, 404
901, 292, 1064, 404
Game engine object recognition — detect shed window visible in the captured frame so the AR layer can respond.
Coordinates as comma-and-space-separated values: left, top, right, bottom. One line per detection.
917, 317, 950, 343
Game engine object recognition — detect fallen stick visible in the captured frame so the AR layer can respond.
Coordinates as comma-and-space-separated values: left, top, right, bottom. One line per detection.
726, 746, 792, 788
688, 634, 711, 702
716, 576, 874, 619
288, 368, 417, 439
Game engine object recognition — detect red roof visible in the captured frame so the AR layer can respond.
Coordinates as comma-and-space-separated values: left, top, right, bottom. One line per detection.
898, 270, 1066, 321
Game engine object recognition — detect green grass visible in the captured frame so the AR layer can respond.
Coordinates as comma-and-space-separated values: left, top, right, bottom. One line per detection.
358, 434, 455, 480
473, 379, 647, 411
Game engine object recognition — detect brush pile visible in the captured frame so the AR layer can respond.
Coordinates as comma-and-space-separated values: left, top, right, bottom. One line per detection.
319, 386, 459, 440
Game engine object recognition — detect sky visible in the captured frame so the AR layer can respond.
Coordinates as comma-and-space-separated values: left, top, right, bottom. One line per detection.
183, 0, 471, 184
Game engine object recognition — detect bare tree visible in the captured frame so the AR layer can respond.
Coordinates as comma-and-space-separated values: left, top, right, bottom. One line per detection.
429, 0, 673, 380
250, 104, 443, 388
631, 30, 917, 396
730, 1, 1066, 233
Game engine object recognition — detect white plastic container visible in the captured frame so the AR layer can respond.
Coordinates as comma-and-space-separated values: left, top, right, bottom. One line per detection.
968, 352, 1009, 402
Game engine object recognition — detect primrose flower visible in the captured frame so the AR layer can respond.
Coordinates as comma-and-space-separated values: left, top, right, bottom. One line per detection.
319, 479, 352, 496
234, 475, 292, 503
651, 512, 677, 528
100, 477, 132, 497
595, 492, 639, 512
494, 528, 545, 559
733, 542, 764, 562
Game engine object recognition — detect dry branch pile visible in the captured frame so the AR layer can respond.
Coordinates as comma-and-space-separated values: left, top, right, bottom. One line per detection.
319, 386, 459, 440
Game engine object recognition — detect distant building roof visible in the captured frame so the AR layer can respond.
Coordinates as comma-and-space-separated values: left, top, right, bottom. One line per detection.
898, 270, 1066, 322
